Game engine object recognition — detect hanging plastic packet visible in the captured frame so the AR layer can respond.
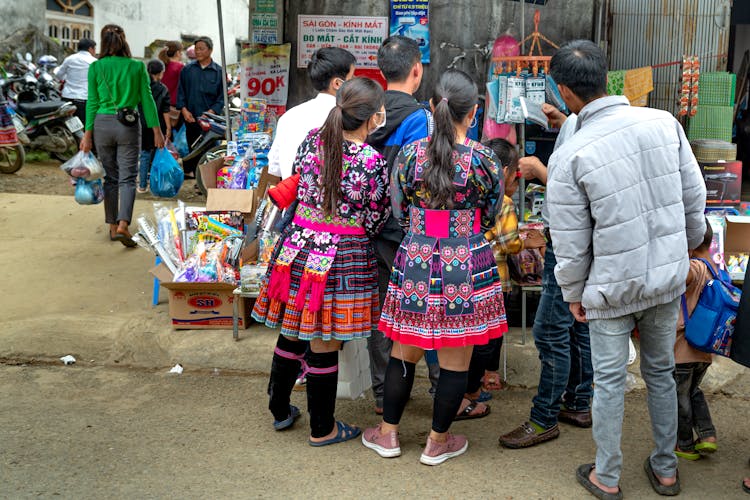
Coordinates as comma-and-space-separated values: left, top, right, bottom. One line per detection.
505, 76, 526, 123
525, 76, 546, 106
520, 96, 549, 129
486, 77, 499, 124
545, 74, 568, 115
496, 75, 509, 123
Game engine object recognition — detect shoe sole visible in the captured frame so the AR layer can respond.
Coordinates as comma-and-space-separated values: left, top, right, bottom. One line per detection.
419, 440, 469, 466
361, 434, 401, 458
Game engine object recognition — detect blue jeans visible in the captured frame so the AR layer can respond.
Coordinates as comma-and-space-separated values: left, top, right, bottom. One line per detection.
530, 241, 593, 428
138, 149, 154, 190
589, 298, 680, 488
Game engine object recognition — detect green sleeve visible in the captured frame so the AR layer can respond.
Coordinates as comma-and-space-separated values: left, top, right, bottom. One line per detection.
85, 62, 100, 131
139, 62, 160, 129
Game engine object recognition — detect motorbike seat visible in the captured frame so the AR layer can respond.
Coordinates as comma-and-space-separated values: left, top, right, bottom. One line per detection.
17, 100, 69, 119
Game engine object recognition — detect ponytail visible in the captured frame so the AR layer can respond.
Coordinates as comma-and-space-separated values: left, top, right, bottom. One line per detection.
320, 106, 345, 216
423, 69, 478, 209
424, 98, 457, 208
158, 47, 170, 65
316, 77, 384, 217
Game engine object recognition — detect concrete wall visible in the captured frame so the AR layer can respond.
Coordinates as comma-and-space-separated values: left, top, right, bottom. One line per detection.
0, 0, 46, 41
94, 0, 250, 61
284, 0, 595, 107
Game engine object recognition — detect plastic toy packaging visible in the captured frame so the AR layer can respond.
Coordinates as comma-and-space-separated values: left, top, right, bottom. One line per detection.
240, 264, 267, 294
727, 253, 748, 276
61, 151, 104, 180
74, 178, 104, 205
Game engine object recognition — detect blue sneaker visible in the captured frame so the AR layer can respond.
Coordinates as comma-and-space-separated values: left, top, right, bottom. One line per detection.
273, 405, 301, 431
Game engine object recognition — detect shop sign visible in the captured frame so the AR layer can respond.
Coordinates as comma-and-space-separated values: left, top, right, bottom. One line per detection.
252, 13, 279, 44
297, 15, 388, 69
389, 0, 430, 63
254, 0, 276, 13
240, 43, 292, 115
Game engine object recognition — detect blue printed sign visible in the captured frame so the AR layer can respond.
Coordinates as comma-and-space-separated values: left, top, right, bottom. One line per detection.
389, 0, 430, 64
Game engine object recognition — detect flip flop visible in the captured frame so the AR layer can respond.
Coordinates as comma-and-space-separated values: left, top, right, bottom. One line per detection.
695, 441, 718, 454
112, 232, 138, 248
455, 399, 491, 421
308, 421, 361, 447
644, 457, 680, 496
273, 405, 300, 431
742, 479, 750, 494
675, 447, 700, 461
575, 463, 623, 500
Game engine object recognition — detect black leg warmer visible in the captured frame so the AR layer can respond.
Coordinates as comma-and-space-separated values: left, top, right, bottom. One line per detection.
268, 335, 308, 422
467, 344, 491, 394
432, 368, 468, 433
306, 350, 339, 438
382, 357, 416, 425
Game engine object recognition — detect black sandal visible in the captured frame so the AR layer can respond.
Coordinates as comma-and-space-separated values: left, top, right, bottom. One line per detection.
454, 399, 490, 421
576, 463, 623, 500
644, 457, 680, 496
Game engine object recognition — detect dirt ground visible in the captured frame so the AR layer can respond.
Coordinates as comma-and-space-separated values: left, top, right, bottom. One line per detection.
0, 157, 205, 201
2, 364, 749, 499
2, 159, 750, 498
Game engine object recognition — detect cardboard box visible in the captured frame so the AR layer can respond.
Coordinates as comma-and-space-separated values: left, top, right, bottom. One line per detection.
725, 215, 750, 280
701, 161, 742, 205
151, 263, 250, 330
336, 340, 372, 400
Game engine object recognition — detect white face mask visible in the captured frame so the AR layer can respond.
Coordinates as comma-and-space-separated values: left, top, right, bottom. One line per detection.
372, 111, 386, 132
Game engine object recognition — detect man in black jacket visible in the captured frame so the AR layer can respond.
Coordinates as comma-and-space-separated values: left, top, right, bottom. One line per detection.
367, 36, 434, 414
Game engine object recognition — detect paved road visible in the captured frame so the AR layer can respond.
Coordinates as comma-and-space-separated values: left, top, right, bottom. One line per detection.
2, 364, 748, 499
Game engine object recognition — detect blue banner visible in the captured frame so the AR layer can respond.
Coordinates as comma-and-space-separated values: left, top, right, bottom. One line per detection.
389, 0, 429, 64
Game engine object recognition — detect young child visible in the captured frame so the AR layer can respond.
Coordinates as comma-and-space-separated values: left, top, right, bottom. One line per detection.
674, 221, 717, 460
137, 59, 172, 193
466, 138, 545, 398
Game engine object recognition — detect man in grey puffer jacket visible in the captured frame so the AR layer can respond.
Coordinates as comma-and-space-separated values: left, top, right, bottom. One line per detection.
547, 40, 706, 498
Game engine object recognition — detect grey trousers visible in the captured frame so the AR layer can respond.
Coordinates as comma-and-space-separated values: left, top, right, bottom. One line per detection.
588, 297, 680, 488
94, 114, 141, 224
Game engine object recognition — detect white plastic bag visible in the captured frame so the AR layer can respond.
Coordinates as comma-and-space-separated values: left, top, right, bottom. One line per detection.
60, 151, 104, 180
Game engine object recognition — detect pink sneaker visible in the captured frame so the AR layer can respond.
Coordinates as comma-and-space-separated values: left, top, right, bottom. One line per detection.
419, 433, 468, 465
361, 424, 401, 458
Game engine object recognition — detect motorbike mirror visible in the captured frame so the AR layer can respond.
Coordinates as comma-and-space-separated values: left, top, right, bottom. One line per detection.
25, 53, 32, 62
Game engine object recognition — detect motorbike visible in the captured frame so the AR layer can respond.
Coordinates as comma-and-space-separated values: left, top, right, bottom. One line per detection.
35, 55, 61, 102
186, 112, 228, 196
0, 102, 26, 174
9, 99, 82, 162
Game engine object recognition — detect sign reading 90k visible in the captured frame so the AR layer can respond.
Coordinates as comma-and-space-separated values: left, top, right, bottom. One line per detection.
297, 15, 389, 69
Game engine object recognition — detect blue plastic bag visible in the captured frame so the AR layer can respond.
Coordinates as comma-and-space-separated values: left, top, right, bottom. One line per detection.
150, 147, 184, 198
173, 125, 189, 157
74, 178, 104, 205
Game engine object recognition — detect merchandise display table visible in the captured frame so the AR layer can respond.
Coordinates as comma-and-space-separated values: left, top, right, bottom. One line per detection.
233, 288, 259, 340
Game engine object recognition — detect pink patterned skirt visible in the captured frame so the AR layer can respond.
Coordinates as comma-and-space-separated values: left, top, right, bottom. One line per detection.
379, 207, 507, 349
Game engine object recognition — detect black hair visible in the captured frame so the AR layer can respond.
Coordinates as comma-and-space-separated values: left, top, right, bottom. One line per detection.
550, 39, 608, 102
99, 24, 131, 58
77, 38, 96, 52
377, 35, 421, 82
147, 59, 165, 76
319, 77, 385, 215
195, 36, 213, 51
308, 47, 356, 92
483, 138, 518, 171
423, 69, 478, 209
698, 218, 714, 250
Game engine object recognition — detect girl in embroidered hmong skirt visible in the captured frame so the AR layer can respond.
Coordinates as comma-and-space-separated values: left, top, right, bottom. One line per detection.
362, 70, 507, 465
252, 78, 390, 446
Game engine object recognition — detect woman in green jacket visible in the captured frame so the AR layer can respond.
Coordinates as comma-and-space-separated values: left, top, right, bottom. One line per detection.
80, 24, 165, 247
